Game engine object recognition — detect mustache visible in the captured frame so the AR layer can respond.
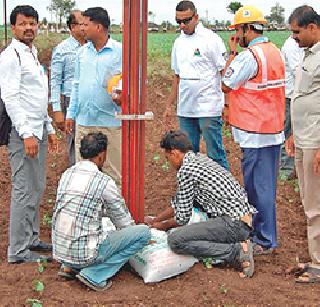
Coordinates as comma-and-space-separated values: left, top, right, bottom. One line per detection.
24, 30, 34, 35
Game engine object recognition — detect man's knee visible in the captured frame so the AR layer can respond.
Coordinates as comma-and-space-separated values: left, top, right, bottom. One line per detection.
167, 230, 183, 253
132, 225, 151, 243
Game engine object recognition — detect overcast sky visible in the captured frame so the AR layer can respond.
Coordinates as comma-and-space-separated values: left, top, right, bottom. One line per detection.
1, 0, 320, 24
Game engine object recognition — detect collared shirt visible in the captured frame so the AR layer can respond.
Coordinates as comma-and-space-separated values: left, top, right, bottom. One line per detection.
281, 36, 304, 98
0, 39, 54, 139
52, 160, 134, 265
223, 37, 284, 148
172, 23, 226, 117
50, 36, 82, 112
171, 151, 256, 226
67, 39, 122, 127
292, 41, 320, 148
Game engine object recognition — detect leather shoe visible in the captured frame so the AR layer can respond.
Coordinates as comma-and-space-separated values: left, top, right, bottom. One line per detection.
30, 241, 52, 252
8, 251, 53, 264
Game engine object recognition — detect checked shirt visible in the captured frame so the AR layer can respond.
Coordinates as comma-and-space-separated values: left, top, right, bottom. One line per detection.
171, 151, 256, 225
52, 160, 134, 265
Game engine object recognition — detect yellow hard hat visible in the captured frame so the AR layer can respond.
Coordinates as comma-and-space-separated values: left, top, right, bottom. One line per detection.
107, 74, 122, 94
229, 6, 267, 29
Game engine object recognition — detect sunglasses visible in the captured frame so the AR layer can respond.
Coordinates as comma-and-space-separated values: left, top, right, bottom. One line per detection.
176, 15, 194, 25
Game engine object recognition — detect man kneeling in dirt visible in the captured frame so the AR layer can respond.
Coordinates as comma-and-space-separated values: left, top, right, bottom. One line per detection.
52, 132, 151, 291
146, 130, 256, 278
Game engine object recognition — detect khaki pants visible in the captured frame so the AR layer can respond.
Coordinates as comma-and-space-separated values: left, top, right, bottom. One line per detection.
75, 125, 122, 186
295, 147, 320, 268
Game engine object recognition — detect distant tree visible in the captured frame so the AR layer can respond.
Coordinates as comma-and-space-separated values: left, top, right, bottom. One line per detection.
227, 2, 243, 14
42, 17, 48, 25
266, 2, 285, 24
47, 0, 76, 26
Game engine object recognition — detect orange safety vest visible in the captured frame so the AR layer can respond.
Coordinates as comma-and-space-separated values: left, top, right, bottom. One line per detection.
228, 42, 285, 134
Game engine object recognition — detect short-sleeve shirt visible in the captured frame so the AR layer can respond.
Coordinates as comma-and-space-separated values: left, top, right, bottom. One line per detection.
292, 42, 320, 148
171, 23, 226, 117
222, 37, 284, 148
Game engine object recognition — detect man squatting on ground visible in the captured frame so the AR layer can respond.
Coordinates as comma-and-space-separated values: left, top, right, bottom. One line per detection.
146, 130, 256, 278
0, 5, 57, 264
52, 132, 151, 291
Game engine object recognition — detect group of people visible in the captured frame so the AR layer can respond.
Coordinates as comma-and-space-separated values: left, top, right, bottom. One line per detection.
0, 0, 320, 291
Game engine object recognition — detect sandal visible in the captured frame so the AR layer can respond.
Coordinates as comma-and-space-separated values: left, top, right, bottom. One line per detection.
238, 240, 254, 278
253, 244, 274, 256
286, 263, 309, 277
57, 266, 80, 280
295, 268, 320, 284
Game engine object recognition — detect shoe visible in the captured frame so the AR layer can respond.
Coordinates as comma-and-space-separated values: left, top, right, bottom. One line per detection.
57, 266, 79, 280
76, 274, 112, 291
253, 244, 274, 256
238, 240, 254, 278
8, 251, 53, 264
30, 241, 52, 252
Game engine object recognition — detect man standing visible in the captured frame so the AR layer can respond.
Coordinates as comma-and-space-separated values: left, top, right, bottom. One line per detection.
221, 6, 285, 255
52, 132, 150, 291
164, 0, 229, 170
0, 5, 57, 263
147, 130, 255, 278
279, 36, 303, 180
286, 6, 320, 283
50, 10, 86, 166
66, 7, 122, 185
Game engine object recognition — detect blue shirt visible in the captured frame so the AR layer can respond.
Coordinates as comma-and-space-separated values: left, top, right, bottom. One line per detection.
223, 37, 284, 148
67, 39, 122, 127
50, 36, 82, 112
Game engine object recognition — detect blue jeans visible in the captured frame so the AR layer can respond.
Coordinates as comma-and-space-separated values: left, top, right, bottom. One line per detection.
178, 116, 229, 170
241, 145, 281, 249
73, 225, 150, 286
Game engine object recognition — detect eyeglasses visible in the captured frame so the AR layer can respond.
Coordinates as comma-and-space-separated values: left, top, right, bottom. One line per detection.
176, 15, 194, 25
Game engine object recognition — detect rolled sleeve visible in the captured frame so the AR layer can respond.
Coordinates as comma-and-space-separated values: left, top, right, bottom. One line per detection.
223, 50, 258, 90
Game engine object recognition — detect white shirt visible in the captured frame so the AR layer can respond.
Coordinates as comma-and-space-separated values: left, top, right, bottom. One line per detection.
0, 39, 54, 139
281, 36, 304, 98
222, 37, 284, 148
171, 23, 226, 117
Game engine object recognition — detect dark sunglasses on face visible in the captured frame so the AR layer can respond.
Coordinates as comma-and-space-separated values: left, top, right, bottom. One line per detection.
176, 15, 194, 25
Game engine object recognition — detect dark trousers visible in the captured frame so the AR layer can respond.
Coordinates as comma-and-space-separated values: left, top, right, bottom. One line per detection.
167, 216, 251, 265
242, 145, 280, 248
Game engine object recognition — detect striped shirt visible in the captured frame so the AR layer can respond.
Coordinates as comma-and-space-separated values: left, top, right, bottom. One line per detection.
52, 160, 134, 265
50, 36, 82, 112
171, 151, 256, 225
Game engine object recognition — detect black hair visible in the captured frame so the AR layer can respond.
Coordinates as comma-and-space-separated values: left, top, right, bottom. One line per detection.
67, 10, 81, 30
160, 130, 193, 153
83, 7, 110, 30
10, 5, 39, 25
289, 5, 320, 27
80, 132, 108, 159
176, 1, 197, 14
243, 24, 263, 35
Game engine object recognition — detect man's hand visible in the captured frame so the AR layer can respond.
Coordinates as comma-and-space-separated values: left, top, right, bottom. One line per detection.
152, 222, 168, 231
285, 135, 295, 157
48, 133, 58, 153
228, 34, 239, 52
112, 90, 122, 106
24, 136, 39, 158
313, 149, 320, 175
65, 119, 75, 135
163, 105, 175, 127
53, 111, 65, 131
144, 216, 155, 226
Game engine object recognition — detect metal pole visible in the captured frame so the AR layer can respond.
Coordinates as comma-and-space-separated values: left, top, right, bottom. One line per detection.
122, 0, 148, 222
4, 0, 8, 46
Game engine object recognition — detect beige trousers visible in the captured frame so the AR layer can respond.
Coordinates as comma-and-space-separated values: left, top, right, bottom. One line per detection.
295, 147, 320, 268
75, 125, 122, 186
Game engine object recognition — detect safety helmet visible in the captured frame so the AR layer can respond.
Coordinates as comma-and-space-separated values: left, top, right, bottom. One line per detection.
229, 6, 267, 29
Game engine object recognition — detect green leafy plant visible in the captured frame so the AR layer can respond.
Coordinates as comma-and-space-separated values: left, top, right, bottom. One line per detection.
202, 257, 213, 269
33, 280, 45, 292
26, 299, 43, 307
42, 212, 52, 226
161, 161, 170, 172
37, 259, 48, 273
219, 284, 228, 294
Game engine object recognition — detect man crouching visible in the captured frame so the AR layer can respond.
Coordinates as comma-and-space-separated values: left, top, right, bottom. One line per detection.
147, 130, 255, 278
52, 132, 150, 291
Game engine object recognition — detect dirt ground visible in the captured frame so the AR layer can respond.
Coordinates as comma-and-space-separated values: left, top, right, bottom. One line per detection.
0, 74, 320, 306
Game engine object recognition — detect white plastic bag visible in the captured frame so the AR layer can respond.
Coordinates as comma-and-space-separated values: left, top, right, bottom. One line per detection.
129, 228, 198, 283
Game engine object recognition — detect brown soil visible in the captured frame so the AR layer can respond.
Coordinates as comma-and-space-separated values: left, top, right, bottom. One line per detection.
0, 75, 319, 306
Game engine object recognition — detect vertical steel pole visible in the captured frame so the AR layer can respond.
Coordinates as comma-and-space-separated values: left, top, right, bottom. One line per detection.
122, 0, 147, 222
4, 0, 8, 46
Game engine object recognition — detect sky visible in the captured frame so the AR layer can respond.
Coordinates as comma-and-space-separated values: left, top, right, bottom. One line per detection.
1, 0, 320, 25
